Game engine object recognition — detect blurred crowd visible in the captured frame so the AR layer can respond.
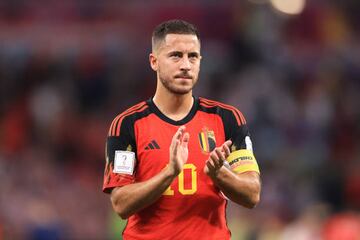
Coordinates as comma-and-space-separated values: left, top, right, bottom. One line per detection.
0, 1, 360, 239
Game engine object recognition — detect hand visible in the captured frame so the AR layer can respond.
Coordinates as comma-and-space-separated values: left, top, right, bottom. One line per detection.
168, 126, 190, 176
204, 140, 232, 177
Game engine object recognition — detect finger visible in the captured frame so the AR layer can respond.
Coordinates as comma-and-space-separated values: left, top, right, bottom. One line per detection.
210, 151, 220, 163
206, 159, 216, 172
171, 126, 184, 147
178, 125, 186, 133
214, 148, 224, 168
215, 148, 225, 161
210, 150, 222, 169
176, 126, 184, 140
172, 139, 180, 156
224, 140, 232, 148
222, 143, 231, 158
181, 132, 190, 148
171, 126, 187, 153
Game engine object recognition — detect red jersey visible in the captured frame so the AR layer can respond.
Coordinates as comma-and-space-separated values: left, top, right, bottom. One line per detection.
103, 97, 260, 240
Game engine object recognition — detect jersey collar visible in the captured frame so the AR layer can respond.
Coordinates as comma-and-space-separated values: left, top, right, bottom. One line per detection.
147, 96, 199, 126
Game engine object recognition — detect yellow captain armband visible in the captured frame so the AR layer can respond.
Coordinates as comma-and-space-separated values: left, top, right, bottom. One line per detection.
226, 149, 260, 174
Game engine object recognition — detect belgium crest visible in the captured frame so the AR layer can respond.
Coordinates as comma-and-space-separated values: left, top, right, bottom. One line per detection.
198, 127, 216, 154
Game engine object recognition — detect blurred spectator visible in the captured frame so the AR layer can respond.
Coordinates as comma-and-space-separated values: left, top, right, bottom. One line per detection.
322, 212, 360, 240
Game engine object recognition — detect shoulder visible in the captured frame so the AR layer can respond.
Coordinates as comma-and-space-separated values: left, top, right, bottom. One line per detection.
108, 101, 151, 137
198, 97, 246, 126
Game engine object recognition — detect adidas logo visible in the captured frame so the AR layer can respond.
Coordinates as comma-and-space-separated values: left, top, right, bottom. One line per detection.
145, 140, 160, 150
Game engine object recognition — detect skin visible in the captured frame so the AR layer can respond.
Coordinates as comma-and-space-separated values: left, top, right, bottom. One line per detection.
110, 33, 261, 219
150, 34, 201, 121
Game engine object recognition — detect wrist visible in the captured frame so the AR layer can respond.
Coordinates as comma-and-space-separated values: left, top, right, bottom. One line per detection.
164, 164, 180, 178
206, 166, 224, 179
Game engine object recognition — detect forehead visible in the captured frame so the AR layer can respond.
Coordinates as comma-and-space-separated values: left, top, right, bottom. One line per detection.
160, 34, 200, 53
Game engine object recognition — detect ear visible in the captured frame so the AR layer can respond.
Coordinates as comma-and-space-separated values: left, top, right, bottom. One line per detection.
149, 53, 158, 71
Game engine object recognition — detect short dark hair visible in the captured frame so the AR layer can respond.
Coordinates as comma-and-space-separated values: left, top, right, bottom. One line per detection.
152, 19, 200, 51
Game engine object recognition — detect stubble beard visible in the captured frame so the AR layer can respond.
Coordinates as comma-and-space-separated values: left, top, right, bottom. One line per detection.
159, 72, 198, 95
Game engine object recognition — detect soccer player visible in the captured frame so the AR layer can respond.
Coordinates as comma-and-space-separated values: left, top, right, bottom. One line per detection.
103, 19, 261, 240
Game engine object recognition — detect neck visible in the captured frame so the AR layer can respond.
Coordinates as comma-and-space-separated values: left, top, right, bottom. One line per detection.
153, 86, 194, 121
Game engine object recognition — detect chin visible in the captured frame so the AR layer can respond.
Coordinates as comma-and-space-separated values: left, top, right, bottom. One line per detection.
167, 84, 193, 94
171, 88, 192, 95
160, 77, 196, 95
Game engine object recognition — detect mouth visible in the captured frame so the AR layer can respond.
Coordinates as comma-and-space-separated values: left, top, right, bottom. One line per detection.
174, 75, 193, 80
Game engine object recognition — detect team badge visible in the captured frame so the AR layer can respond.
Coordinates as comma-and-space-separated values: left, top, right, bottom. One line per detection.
198, 127, 216, 153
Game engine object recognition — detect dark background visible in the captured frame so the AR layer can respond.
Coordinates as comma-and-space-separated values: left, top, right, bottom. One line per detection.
1, 0, 359, 239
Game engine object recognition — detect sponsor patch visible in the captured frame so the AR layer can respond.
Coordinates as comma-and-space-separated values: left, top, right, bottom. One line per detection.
113, 151, 135, 175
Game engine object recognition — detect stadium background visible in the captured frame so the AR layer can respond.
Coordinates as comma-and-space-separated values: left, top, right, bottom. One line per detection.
0, 0, 359, 239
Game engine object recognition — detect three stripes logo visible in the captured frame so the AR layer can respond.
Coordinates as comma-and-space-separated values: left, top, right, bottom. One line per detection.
145, 140, 160, 150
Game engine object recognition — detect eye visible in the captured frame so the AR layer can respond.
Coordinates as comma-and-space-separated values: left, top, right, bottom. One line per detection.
169, 52, 182, 59
188, 53, 199, 59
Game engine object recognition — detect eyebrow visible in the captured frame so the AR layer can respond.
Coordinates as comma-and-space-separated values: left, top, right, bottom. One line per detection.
167, 51, 200, 57
188, 52, 200, 57
168, 51, 182, 56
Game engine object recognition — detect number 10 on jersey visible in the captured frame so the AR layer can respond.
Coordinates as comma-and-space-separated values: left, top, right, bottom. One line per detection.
163, 163, 197, 195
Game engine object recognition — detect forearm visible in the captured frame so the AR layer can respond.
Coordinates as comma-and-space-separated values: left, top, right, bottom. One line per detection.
111, 166, 176, 219
209, 167, 261, 208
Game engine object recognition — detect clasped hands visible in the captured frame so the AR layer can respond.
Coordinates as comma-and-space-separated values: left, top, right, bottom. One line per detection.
169, 126, 232, 177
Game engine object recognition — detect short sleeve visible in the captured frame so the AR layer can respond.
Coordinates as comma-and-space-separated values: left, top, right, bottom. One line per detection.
221, 108, 260, 174
103, 115, 137, 193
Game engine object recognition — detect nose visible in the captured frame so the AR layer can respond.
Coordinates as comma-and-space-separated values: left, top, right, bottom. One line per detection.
180, 56, 191, 71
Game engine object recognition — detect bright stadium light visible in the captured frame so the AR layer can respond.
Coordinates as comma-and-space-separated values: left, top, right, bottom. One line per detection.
270, 0, 306, 15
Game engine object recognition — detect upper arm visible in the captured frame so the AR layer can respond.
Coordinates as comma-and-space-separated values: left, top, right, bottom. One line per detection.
220, 107, 260, 175
103, 115, 137, 194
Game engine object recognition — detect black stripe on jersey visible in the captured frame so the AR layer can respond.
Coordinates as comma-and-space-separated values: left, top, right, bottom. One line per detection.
113, 102, 147, 137
198, 101, 249, 143
107, 103, 153, 162
118, 106, 152, 139
106, 136, 125, 164
108, 102, 146, 136
200, 98, 245, 125
151, 140, 160, 149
